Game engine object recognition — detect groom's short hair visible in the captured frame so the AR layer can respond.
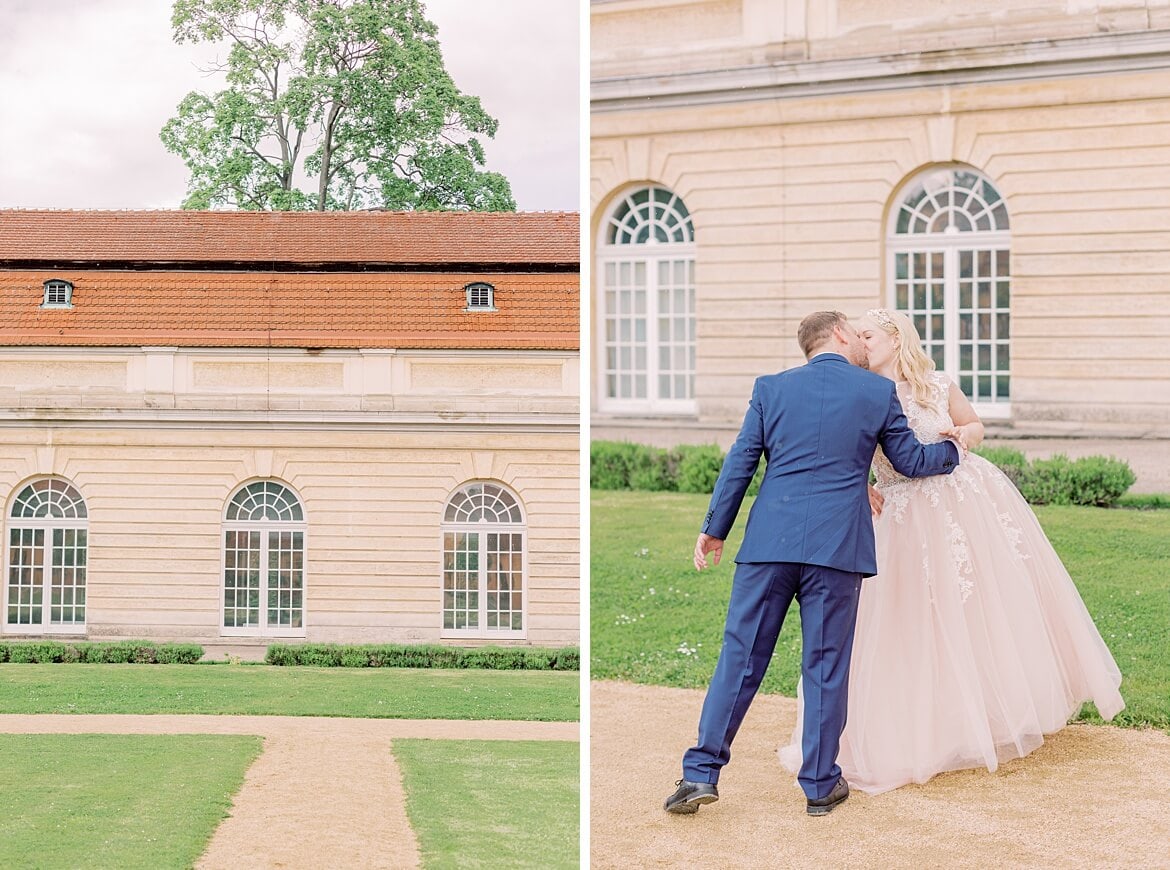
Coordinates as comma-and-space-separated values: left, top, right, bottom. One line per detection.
798, 311, 847, 358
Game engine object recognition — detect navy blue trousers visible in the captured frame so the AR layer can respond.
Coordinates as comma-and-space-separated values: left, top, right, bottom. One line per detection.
681, 561, 863, 800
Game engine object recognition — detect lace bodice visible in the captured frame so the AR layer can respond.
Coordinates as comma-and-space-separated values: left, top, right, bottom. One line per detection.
872, 371, 953, 488
868, 371, 1026, 606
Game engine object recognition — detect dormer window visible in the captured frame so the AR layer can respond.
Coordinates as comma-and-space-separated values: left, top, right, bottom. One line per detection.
42, 279, 74, 309
464, 282, 496, 311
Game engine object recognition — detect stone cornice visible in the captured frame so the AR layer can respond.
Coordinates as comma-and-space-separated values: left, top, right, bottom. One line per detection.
0, 346, 577, 359
0, 410, 579, 432
592, 29, 1170, 112
0, 259, 580, 273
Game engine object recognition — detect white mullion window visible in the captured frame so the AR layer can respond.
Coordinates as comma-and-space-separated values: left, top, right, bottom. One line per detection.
956, 247, 1012, 407
223, 528, 262, 630
441, 481, 526, 639
442, 527, 482, 631
888, 167, 1012, 419
4, 478, 88, 635
598, 184, 696, 414
602, 259, 649, 404
222, 480, 306, 637
656, 258, 697, 403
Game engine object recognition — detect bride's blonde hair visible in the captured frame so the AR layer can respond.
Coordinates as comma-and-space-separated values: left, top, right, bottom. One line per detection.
864, 308, 937, 407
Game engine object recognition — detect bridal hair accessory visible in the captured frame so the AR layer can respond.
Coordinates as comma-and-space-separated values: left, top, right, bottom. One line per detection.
866, 308, 897, 331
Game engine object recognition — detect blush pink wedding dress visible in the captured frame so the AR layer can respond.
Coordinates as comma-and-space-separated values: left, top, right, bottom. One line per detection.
778, 372, 1125, 794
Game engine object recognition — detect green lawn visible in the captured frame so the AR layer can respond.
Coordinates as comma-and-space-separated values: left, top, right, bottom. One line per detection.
0, 734, 260, 870
394, 739, 578, 870
591, 490, 1170, 731
0, 665, 578, 722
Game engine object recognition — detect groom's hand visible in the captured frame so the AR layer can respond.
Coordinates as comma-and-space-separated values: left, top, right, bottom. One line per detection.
694, 533, 724, 571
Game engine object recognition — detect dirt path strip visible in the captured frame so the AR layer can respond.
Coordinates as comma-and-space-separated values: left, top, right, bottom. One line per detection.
591, 681, 1170, 869
0, 715, 577, 870
198, 728, 420, 870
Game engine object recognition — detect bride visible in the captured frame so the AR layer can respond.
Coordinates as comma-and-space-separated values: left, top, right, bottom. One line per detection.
778, 308, 1125, 794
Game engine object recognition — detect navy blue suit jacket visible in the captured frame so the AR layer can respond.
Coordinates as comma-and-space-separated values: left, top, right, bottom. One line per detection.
701, 353, 959, 577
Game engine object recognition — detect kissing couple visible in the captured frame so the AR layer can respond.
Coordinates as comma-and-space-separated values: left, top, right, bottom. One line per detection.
664, 309, 1124, 816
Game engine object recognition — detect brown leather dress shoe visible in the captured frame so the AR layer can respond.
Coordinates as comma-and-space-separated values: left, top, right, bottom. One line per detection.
806, 777, 849, 816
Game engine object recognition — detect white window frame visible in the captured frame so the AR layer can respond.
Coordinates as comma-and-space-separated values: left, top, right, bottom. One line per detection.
440, 481, 527, 640
596, 184, 697, 415
886, 167, 1012, 420
220, 480, 307, 638
3, 478, 88, 635
464, 282, 497, 311
41, 279, 74, 309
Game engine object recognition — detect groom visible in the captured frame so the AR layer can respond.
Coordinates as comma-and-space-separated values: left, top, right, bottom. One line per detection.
664, 311, 961, 816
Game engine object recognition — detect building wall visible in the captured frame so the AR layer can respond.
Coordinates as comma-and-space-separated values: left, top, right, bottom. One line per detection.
592, 0, 1170, 77
0, 348, 579, 646
0, 346, 578, 415
591, 1, 1170, 439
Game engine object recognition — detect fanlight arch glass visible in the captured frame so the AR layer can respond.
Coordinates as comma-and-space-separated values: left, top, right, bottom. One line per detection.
604, 185, 694, 245
6, 478, 88, 631
443, 482, 523, 524
226, 480, 304, 522
894, 168, 1010, 235
442, 481, 525, 637
888, 166, 1012, 413
10, 478, 87, 519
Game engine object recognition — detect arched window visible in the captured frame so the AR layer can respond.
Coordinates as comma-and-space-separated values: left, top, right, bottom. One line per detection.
441, 482, 525, 638
464, 282, 496, 311
596, 184, 696, 413
41, 279, 74, 308
888, 167, 1011, 416
5, 478, 88, 632
222, 480, 306, 635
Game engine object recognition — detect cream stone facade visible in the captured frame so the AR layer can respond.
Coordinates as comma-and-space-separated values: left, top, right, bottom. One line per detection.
591, 0, 1170, 445
0, 349, 578, 646
0, 211, 579, 650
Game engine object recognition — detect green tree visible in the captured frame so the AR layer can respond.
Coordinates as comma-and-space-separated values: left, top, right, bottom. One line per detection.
160, 0, 515, 211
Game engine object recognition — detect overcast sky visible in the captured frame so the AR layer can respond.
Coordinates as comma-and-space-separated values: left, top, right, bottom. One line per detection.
0, 0, 579, 212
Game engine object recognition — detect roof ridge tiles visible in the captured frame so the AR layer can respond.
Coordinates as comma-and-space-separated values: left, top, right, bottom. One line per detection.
0, 209, 579, 269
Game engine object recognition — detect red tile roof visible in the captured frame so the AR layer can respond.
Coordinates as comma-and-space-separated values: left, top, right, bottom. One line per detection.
0, 210, 579, 350
0, 270, 578, 350
0, 210, 578, 268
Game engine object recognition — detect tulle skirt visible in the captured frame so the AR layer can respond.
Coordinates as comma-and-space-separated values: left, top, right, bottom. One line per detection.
778, 454, 1125, 795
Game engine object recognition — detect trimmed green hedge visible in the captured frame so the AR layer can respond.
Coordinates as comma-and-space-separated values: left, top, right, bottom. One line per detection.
0, 640, 204, 664
967, 448, 1135, 506
1017, 454, 1136, 508
265, 643, 580, 671
591, 441, 672, 491
593, 439, 1137, 507
590, 441, 764, 496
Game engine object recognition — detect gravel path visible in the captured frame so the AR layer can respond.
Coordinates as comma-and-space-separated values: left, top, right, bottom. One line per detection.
590, 681, 1170, 869
0, 714, 578, 870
